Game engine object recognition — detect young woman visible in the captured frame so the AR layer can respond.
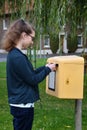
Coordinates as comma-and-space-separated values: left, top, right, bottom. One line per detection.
2, 19, 56, 130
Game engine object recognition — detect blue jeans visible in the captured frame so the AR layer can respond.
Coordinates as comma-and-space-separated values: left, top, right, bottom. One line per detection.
10, 106, 34, 130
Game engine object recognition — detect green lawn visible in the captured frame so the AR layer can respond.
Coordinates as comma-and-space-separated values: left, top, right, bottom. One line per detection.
0, 59, 87, 130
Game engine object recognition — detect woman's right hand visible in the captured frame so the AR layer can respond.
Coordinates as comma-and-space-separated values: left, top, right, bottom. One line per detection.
46, 63, 57, 71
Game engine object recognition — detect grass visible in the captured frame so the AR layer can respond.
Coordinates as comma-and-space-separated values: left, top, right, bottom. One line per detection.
0, 59, 87, 130
0, 62, 6, 78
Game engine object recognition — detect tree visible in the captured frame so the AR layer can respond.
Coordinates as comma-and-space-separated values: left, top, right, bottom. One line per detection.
33, 0, 87, 54
0, 0, 87, 54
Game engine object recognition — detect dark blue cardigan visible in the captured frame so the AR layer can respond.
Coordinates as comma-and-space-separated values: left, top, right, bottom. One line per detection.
6, 48, 51, 104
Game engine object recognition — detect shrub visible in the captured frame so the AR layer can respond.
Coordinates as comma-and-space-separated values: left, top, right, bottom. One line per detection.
50, 35, 59, 54
67, 35, 78, 53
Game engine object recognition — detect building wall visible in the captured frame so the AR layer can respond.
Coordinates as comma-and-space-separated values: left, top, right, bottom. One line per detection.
0, 0, 34, 49
0, 1, 87, 53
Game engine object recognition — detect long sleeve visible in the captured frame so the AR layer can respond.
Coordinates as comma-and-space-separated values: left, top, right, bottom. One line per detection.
11, 55, 51, 86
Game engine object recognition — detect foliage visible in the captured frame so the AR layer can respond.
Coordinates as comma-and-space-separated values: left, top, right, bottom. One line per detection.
0, 0, 87, 53
67, 35, 78, 53
50, 35, 59, 54
33, 0, 87, 54
34, 0, 87, 36
0, 0, 87, 36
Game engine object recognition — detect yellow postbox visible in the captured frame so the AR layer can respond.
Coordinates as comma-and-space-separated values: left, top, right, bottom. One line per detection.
46, 55, 84, 99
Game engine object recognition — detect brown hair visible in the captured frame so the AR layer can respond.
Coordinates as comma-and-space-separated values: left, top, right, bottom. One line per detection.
2, 19, 34, 51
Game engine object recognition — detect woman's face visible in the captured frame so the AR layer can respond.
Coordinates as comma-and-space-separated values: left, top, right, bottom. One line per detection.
22, 30, 35, 49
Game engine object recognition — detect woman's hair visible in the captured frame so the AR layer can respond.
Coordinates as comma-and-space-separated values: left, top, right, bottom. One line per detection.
2, 19, 34, 51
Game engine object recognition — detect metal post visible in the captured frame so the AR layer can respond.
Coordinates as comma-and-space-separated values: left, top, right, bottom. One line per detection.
75, 99, 82, 130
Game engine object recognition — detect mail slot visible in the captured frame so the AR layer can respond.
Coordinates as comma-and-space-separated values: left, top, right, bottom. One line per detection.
46, 55, 84, 99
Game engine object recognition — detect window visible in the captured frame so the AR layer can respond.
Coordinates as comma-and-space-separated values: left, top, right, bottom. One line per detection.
77, 34, 83, 47
44, 35, 50, 48
3, 19, 7, 30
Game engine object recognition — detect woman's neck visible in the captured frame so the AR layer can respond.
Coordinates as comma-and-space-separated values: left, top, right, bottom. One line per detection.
15, 45, 22, 50
15, 41, 22, 50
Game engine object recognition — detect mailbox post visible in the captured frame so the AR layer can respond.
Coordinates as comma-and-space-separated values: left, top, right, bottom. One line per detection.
75, 99, 82, 130
46, 55, 84, 130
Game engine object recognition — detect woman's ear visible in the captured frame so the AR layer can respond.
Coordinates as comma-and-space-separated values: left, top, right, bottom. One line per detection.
21, 32, 27, 39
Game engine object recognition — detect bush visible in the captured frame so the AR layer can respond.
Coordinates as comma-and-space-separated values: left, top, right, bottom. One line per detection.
50, 35, 59, 54
67, 35, 78, 53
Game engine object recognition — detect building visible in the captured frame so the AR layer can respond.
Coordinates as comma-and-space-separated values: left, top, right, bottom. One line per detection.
0, 1, 87, 55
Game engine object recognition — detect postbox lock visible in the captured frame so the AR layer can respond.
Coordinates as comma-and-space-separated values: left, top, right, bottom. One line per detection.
66, 78, 69, 85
